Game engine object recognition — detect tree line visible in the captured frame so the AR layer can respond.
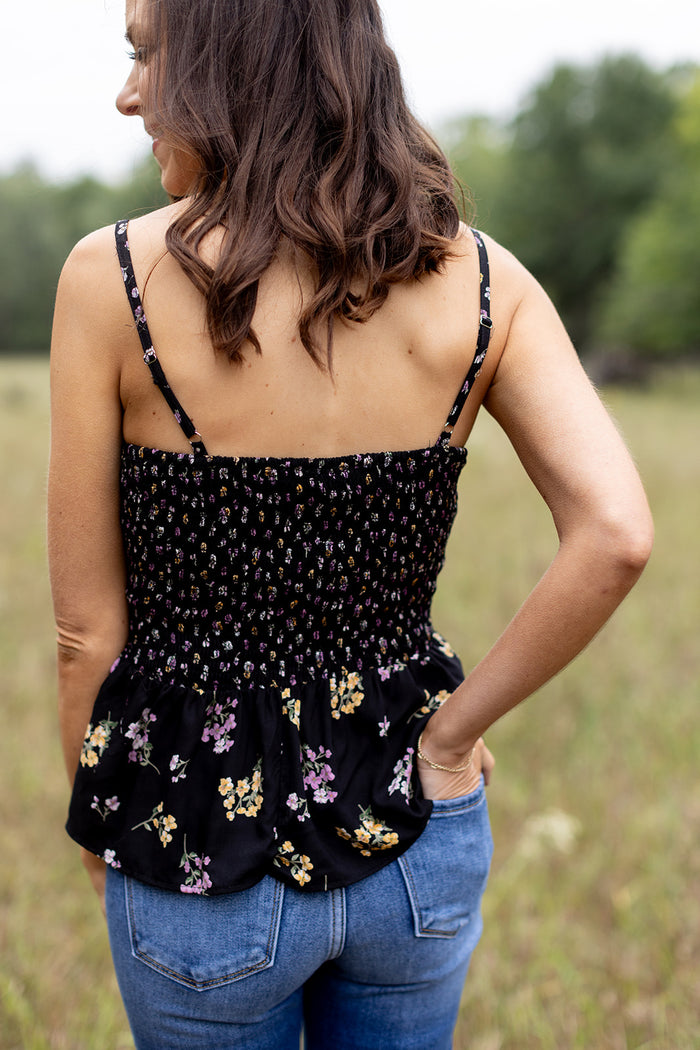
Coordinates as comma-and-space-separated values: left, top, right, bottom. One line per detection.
1, 54, 698, 374
446, 54, 700, 376
0, 160, 167, 354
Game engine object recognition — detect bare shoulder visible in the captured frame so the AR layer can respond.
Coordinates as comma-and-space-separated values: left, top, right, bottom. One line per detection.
54, 202, 188, 360
116, 199, 191, 263
54, 224, 126, 358
59, 222, 121, 291
126, 198, 186, 236
60, 200, 184, 285
440, 225, 535, 381
450, 225, 532, 315
471, 229, 534, 308
52, 223, 130, 379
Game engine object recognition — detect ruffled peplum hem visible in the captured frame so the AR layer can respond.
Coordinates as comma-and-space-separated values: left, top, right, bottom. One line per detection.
66, 635, 464, 895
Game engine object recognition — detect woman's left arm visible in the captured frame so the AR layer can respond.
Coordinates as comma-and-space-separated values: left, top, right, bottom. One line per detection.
48, 228, 130, 906
418, 244, 654, 797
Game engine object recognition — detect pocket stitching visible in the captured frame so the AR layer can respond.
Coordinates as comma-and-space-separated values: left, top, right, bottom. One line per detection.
126, 877, 285, 989
398, 790, 492, 939
398, 854, 459, 938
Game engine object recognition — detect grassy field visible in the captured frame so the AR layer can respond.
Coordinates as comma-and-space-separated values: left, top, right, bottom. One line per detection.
0, 358, 698, 1049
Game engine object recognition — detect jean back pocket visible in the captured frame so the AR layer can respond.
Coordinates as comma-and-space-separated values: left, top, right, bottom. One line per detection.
125, 874, 285, 990
398, 781, 493, 939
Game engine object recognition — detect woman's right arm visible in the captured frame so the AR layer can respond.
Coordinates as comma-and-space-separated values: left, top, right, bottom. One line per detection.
48, 228, 130, 786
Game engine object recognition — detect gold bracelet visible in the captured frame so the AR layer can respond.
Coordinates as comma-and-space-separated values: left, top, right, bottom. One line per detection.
417, 731, 475, 773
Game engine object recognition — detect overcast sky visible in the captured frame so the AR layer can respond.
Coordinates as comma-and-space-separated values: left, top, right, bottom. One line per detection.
4, 0, 699, 183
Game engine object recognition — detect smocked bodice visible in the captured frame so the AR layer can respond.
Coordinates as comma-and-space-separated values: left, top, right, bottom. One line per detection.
121, 441, 466, 691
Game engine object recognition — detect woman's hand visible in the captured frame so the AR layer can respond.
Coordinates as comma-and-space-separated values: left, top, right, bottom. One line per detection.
81, 848, 107, 917
417, 736, 494, 801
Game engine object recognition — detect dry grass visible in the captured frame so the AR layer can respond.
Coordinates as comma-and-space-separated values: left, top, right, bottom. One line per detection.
0, 359, 697, 1049
444, 372, 700, 1050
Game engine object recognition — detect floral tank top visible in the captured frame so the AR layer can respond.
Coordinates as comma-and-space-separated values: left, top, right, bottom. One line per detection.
65, 222, 493, 895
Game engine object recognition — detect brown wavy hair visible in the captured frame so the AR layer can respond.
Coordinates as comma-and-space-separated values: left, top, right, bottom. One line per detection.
145, 0, 462, 368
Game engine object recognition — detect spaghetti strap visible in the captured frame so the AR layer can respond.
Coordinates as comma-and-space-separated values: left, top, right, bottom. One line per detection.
114, 221, 208, 456
437, 228, 493, 446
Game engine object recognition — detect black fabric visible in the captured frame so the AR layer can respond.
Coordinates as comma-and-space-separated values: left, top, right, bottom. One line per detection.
65, 223, 493, 895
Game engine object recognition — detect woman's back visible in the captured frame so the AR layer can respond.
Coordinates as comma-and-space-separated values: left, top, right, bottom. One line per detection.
107, 204, 501, 460
61, 211, 498, 894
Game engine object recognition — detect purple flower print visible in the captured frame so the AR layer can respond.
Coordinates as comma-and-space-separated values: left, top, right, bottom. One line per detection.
286, 792, 310, 822
301, 745, 338, 805
90, 795, 121, 822
169, 754, 190, 783
201, 697, 238, 753
179, 839, 213, 894
125, 709, 159, 773
388, 747, 415, 802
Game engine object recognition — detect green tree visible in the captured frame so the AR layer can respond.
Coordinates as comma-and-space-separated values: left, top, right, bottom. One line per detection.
470, 56, 678, 352
0, 166, 64, 351
442, 115, 510, 228
596, 71, 700, 359
0, 157, 166, 353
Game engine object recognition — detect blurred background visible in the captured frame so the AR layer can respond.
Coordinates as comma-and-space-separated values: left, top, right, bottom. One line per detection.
1, 2, 698, 1048
3, 0, 700, 371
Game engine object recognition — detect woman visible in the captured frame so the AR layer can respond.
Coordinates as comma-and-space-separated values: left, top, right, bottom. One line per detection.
49, 1, 653, 1047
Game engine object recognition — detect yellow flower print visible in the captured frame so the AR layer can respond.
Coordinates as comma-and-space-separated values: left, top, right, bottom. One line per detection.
159, 814, 177, 846
90, 725, 107, 749
132, 803, 177, 848
433, 633, 456, 658
79, 714, 117, 769
410, 689, 451, 721
336, 806, 399, 855
329, 669, 364, 720
219, 759, 264, 821
273, 842, 314, 884
281, 688, 301, 729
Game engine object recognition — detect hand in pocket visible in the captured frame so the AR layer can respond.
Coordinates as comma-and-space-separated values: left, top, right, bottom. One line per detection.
417, 737, 494, 801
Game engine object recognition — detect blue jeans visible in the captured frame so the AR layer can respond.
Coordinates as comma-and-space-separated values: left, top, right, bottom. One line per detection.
105, 779, 493, 1050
